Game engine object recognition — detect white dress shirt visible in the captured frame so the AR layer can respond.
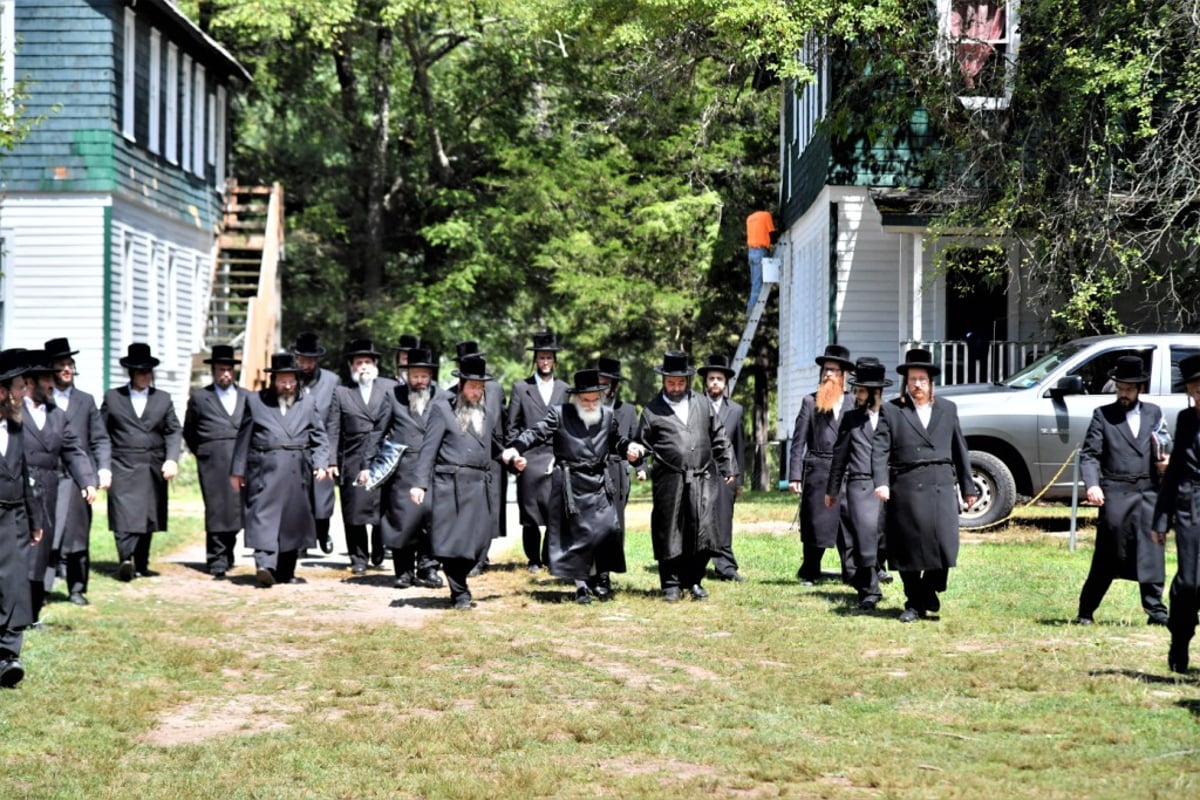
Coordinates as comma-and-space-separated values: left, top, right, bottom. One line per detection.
915, 401, 932, 429
24, 397, 47, 430
129, 385, 150, 418
1126, 402, 1141, 438
0, 419, 7, 457
216, 384, 239, 416
536, 375, 555, 407
664, 392, 689, 426
53, 386, 72, 413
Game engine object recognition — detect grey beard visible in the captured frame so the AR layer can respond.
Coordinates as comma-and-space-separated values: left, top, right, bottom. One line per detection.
278, 394, 296, 411
455, 401, 485, 436
410, 387, 431, 416
354, 366, 378, 389
573, 403, 602, 428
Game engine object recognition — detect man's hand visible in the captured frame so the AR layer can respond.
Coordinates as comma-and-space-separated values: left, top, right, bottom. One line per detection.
314, 467, 329, 481
1156, 456, 1170, 476
328, 465, 340, 479
626, 443, 645, 462
1151, 530, 1168, 547
824, 493, 836, 508
874, 485, 890, 502
30, 528, 43, 546
162, 460, 179, 480
82, 486, 97, 505
356, 470, 370, 486
724, 474, 736, 486
410, 487, 426, 505
635, 469, 647, 482
1086, 486, 1104, 506
98, 468, 112, 490
230, 475, 244, 492
788, 480, 802, 494
963, 494, 979, 510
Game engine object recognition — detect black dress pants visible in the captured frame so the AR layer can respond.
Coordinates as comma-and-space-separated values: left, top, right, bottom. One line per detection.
114, 531, 153, 572
206, 530, 239, 574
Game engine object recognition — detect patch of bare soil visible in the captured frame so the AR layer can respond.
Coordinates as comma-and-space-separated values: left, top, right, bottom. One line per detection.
137, 695, 293, 746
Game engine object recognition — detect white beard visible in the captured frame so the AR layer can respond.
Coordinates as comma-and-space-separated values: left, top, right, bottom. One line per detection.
354, 363, 379, 389
455, 401, 485, 436
573, 401, 602, 428
410, 386, 431, 417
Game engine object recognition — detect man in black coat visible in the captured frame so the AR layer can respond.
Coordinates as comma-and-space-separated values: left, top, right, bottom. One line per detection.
504, 369, 644, 603
46, 338, 111, 606
1152, 353, 1200, 673
361, 347, 443, 589
826, 357, 892, 610
788, 344, 856, 585
1076, 355, 1169, 626
0, 350, 47, 689
292, 332, 339, 557
183, 344, 249, 580
411, 356, 506, 609
872, 349, 976, 622
636, 351, 735, 602
21, 352, 97, 623
101, 343, 182, 581
452, 340, 507, 573
231, 353, 330, 587
698, 354, 746, 582
597, 357, 640, 597
326, 339, 396, 575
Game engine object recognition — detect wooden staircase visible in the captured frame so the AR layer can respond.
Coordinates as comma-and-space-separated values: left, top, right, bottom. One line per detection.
200, 180, 285, 390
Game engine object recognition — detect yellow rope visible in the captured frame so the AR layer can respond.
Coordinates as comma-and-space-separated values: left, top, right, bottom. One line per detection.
961, 446, 1081, 531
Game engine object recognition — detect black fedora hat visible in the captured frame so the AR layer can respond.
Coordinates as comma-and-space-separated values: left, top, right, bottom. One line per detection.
344, 338, 381, 360
119, 342, 160, 369
698, 353, 735, 378
897, 348, 941, 378
596, 356, 626, 382
393, 334, 423, 353
453, 340, 486, 361
653, 350, 695, 377
264, 352, 302, 373
0, 348, 30, 383
849, 357, 893, 389
406, 347, 438, 370
22, 350, 53, 374
1108, 355, 1150, 385
43, 338, 79, 360
290, 332, 326, 358
815, 344, 854, 371
526, 330, 564, 352
452, 355, 493, 382
203, 344, 242, 365
1179, 354, 1200, 386
567, 369, 606, 394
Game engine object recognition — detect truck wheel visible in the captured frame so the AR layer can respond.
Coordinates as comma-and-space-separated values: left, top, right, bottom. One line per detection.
960, 451, 1016, 529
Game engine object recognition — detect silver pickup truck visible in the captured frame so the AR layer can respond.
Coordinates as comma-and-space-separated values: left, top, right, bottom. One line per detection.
941, 334, 1200, 527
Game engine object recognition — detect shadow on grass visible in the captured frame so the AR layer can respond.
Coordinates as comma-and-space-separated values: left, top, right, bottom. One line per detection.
1089, 668, 1198, 686
1176, 699, 1200, 718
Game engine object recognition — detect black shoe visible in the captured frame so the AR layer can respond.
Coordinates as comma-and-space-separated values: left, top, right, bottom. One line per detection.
877, 569, 894, 584
1168, 641, 1189, 674
452, 594, 473, 610
318, 533, 334, 555
414, 568, 443, 588
575, 586, 593, 605
898, 608, 923, 623
1148, 614, 1169, 626
0, 658, 25, 688
467, 565, 483, 578
117, 560, 135, 582
928, 593, 941, 614
394, 572, 415, 589
255, 568, 275, 588
527, 563, 542, 574
350, 564, 367, 576
689, 584, 709, 601
716, 571, 746, 583
136, 569, 158, 578
592, 574, 612, 602
68, 593, 89, 606
212, 571, 227, 581
370, 551, 385, 568
1072, 615, 1094, 626
858, 598, 879, 611
663, 587, 682, 603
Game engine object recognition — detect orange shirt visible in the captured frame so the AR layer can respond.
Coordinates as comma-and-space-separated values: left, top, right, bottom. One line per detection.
746, 211, 775, 249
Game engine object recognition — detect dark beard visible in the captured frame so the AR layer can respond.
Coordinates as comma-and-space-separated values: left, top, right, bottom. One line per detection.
455, 399, 484, 435
665, 388, 688, 403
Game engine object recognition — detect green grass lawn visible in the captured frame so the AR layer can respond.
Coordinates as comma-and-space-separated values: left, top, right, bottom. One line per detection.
1, 491, 1195, 799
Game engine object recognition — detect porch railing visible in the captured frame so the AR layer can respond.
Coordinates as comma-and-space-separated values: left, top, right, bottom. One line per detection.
901, 339, 1053, 386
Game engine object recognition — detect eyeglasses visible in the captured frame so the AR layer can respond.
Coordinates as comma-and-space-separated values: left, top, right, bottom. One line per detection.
908, 376, 931, 385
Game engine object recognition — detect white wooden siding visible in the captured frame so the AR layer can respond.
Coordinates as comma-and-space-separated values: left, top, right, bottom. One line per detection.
778, 188, 831, 436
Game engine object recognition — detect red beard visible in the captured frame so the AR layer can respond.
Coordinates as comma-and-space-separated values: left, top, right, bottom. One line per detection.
815, 378, 844, 414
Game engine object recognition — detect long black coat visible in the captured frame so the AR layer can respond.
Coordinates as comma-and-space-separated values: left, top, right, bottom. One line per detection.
231, 390, 329, 553
1153, 408, 1200, 593
1081, 401, 1166, 583
872, 398, 973, 572
301, 368, 339, 520
101, 386, 182, 533
510, 404, 633, 579
53, 388, 110, 554
0, 423, 45, 633
183, 384, 248, 532
507, 375, 569, 527
22, 406, 96, 586
711, 397, 745, 553
449, 381, 507, 538
606, 399, 639, 532
326, 378, 396, 527
413, 393, 504, 562
828, 407, 884, 569
370, 384, 439, 549
636, 392, 734, 561
788, 393, 854, 548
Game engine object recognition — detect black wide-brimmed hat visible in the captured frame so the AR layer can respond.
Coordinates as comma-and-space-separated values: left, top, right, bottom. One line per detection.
290, 332, 326, 358
849, 357, 893, 389
698, 353, 735, 378
452, 355, 493, 382
526, 330, 564, 353
897, 348, 940, 378
22, 350, 53, 374
653, 350, 695, 377
453, 340, 485, 361
567, 369, 606, 394
119, 342, 160, 369
406, 347, 438, 370
815, 344, 854, 371
203, 344, 242, 365
1179, 354, 1200, 386
0, 348, 30, 383
43, 338, 79, 359
344, 338, 381, 360
264, 352, 302, 373
596, 356, 626, 382
1108, 355, 1150, 385
393, 334, 423, 353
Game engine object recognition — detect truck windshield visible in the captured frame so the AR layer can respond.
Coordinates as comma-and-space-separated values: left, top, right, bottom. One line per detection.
1001, 342, 1087, 389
